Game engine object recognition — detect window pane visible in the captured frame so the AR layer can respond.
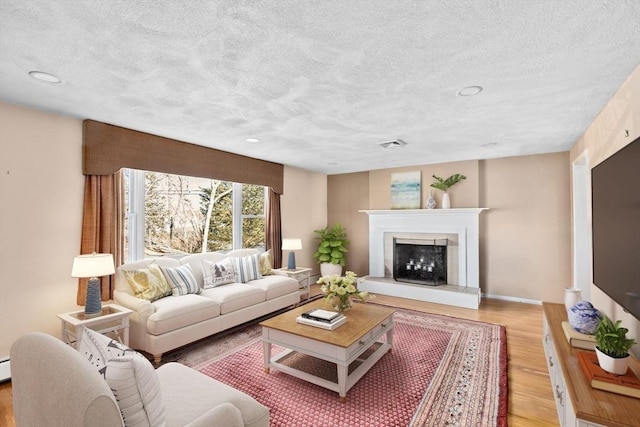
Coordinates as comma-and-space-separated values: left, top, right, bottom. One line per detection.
125, 170, 266, 259
243, 217, 265, 249
242, 184, 264, 216
200, 180, 233, 252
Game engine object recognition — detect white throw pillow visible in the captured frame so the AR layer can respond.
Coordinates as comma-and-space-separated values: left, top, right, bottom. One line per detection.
202, 258, 235, 288
230, 253, 263, 283
161, 264, 200, 296
78, 328, 166, 427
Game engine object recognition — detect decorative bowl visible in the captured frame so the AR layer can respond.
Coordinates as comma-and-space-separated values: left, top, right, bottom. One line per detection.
568, 301, 602, 335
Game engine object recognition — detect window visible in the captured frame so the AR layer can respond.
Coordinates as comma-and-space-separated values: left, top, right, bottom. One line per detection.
125, 169, 266, 261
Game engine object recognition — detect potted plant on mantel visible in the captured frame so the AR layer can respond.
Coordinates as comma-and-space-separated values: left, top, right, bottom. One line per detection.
430, 174, 466, 209
594, 314, 637, 375
313, 223, 349, 277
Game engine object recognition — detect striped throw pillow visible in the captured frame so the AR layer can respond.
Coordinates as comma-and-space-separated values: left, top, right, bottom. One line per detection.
161, 264, 200, 296
231, 253, 263, 283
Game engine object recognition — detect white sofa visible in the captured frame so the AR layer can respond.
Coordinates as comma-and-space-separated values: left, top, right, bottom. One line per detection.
11, 332, 269, 427
114, 249, 300, 364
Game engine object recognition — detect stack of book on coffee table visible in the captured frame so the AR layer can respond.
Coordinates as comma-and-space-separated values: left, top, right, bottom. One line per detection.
296, 308, 346, 330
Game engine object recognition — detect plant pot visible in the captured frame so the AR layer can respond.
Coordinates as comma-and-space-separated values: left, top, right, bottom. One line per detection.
320, 262, 342, 277
595, 346, 631, 375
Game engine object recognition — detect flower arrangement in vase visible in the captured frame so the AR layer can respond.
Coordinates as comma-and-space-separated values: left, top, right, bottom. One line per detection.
317, 271, 371, 312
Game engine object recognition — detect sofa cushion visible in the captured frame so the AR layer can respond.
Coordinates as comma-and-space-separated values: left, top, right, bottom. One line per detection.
245, 275, 299, 300
157, 362, 269, 427
259, 250, 273, 276
200, 284, 265, 315
123, 263, 172, 302
162, 264, 200, 296
147, 294, 220, 335
202, 258, 235, 288
78, 328, 166, 427
230, 253, 262, 283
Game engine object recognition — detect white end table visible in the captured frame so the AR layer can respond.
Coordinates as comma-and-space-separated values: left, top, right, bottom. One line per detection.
57, 303, 132, 348
272, 267, 313, 301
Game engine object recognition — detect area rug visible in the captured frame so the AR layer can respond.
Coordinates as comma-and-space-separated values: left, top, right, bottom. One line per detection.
194, 307, 508, 427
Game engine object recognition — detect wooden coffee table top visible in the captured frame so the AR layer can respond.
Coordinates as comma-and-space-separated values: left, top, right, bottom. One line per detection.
260, 299, 395, 348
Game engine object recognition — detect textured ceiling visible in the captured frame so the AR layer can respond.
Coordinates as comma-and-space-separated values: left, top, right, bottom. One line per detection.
1, 1, 639, 174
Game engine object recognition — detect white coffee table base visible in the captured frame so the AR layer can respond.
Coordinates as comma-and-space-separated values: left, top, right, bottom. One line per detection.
262, 317, 394, 401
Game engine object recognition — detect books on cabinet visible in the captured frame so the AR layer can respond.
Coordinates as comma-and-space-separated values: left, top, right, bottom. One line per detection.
561, 321, 596, 350
296, 309, 346, 330
577, 350, 640, 399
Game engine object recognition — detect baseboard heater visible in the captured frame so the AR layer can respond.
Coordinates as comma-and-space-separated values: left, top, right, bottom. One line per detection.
0, 358, 10, 382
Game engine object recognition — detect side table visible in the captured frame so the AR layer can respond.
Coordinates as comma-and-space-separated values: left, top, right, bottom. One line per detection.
272, 267, 313, 302
57, 304, 132, 348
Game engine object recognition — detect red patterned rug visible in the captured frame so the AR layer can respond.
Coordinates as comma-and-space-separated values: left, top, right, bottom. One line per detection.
197, 307, 507, 427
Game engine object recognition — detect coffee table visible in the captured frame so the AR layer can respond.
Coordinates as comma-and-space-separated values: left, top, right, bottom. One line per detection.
260, 299, 395, 401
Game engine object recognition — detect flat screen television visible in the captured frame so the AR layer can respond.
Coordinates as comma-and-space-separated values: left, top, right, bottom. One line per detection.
591, 136, 640, 321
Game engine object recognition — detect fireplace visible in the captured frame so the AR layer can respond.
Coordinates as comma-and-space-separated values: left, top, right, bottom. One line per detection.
359, 208, 488, 309
393, 238, 447, 285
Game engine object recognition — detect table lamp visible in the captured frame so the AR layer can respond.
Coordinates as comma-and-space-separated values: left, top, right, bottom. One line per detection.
71, 253, 115, 317
282, 238, 302, 270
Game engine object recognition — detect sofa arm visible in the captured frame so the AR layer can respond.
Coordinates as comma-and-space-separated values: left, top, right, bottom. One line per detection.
113, 290, 154, 350
113, 289, 154, 316
185, 402, 244, 427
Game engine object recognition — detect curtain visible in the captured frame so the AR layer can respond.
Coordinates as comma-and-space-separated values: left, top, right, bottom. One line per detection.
76, 170, 125, 305
265, 188, 282, 268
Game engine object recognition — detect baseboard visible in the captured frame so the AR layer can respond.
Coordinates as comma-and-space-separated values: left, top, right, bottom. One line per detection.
482, 293, 542, 305
0, 358, 10, 382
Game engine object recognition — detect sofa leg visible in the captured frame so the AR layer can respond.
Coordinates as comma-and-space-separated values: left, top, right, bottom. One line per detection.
153, 354, 162, 366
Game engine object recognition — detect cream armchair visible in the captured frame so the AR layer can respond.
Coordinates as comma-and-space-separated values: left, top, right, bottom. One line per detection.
11, 332, 269, 427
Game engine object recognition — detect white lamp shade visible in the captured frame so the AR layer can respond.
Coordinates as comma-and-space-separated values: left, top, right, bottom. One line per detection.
282, 238, 302, 251
71, 253, 115, 278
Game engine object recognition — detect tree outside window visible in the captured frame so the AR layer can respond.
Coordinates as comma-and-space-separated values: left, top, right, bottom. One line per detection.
125, 170, 266, 259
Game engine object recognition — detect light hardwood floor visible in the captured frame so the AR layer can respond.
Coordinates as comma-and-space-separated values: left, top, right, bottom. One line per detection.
0, 289, 558, 426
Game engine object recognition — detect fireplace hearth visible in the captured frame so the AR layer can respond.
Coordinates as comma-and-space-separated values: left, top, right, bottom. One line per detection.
393, 238, 447, 286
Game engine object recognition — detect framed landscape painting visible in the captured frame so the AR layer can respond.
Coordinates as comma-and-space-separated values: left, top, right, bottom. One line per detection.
390, 171, 421, 209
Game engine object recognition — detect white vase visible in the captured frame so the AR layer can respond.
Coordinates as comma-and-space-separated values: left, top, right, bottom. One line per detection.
442, 192, 451, 209
564, 287, 583, 312
320, 262, 342, 277
595, 346, 631, 375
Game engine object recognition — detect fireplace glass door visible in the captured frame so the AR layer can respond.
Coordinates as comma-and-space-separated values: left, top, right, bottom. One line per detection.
393, 238, 447, 286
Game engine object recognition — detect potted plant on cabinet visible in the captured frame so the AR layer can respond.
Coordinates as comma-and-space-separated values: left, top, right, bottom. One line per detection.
430, 174, 466, 209
594, 314, 637, 375
313, 223, 349, 277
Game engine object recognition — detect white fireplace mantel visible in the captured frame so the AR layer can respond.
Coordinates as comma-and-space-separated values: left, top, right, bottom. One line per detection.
359, 208, 488, 309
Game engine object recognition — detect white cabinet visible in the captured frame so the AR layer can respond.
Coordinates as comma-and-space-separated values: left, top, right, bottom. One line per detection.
542, 303, 637, 427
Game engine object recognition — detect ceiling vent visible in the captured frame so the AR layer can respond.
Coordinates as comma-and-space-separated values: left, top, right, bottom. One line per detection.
379, 139, 407, 149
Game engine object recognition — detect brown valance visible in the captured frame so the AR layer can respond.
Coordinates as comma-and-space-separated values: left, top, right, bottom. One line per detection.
83, 120, 284, 194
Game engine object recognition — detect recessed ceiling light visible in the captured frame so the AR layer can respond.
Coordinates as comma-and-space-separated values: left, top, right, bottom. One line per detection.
481, 142, 497, 147
457, 86, 483, 97
28, 71, 62, 83
245, 138, 260, 143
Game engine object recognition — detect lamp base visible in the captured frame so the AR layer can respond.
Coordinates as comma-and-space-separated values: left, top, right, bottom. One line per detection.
84, 277, 102, 317
287, 252, 297, 270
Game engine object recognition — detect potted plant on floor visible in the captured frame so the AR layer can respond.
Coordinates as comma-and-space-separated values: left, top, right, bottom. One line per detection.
430, 174, 466, 209
313, 223, 349, 277
594, 314, 637, 375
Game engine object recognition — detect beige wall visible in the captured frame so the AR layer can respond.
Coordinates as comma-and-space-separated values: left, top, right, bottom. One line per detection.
327, 172, 370, 275
570, 65, 639, 356
328, 154, 571, 303
480, 153, 571, 299
281, 166, 327, 276
0, 102, 85, 357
